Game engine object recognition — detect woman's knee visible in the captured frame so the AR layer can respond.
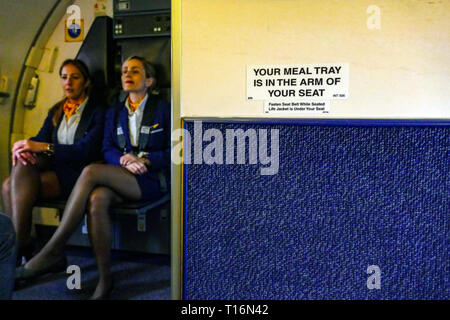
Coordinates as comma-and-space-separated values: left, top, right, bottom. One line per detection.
2, 177, 11, 196
80, 164, 104, 183
87, 188, 112, 217
10, 161, 40, 180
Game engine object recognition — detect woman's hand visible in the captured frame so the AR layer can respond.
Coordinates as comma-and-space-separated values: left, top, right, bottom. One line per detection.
12, 140, 48, 154
124, 160, 148, 175
12, 140, 27, 155
120, 153, 140, 167
120, 153, 150, 175
11, 140, 43, 166
12, 150, 37, 166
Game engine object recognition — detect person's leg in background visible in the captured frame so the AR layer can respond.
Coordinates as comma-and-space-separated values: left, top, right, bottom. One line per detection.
0, 213, 17, 300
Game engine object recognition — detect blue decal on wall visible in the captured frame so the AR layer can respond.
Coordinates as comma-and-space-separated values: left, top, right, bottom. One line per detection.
68, 23, 81, 38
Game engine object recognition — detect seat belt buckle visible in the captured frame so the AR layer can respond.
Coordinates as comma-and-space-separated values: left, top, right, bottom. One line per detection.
137, 214, 146, 232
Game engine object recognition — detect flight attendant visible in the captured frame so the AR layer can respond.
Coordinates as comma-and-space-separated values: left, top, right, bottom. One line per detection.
16, 56, 170, 300
2, 59, 104, 265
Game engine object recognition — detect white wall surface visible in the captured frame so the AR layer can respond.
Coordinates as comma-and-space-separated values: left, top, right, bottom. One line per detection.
0, 0, 59, 188
180, 0, 450, 119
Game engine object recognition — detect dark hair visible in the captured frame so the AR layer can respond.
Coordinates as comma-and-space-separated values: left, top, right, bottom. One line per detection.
124, 56, 157, 90
59, 59, 91, 82
50, 59, 91, 125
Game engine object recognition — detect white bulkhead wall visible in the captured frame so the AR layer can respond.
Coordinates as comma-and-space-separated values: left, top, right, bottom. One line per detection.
0, 0, 59, 189
180, 0, 450, 119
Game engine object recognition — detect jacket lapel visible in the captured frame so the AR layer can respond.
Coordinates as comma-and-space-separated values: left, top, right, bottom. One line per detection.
73, 99, 95, 143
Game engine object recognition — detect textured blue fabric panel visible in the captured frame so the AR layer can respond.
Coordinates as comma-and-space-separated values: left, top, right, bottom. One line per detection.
184, 122, 449, 300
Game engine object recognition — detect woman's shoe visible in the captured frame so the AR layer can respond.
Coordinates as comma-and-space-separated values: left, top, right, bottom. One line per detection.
16, 242, 36, 266
15, 256, 67, 283
89, 278, 114, 300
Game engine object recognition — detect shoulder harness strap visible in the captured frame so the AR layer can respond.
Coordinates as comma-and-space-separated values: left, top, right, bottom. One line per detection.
138, 95, 158, 152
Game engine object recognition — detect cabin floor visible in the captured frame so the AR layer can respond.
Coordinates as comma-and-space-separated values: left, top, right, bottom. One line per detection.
13, 246, 171, 300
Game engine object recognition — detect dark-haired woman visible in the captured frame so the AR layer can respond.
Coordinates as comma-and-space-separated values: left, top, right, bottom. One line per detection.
17, 56, 170, 300
2, 59, 105, 265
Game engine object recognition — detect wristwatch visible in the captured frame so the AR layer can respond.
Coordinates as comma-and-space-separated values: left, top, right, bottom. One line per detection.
46, 143, 55, 154
139, 157, 151, 167
137, 151, 151, 166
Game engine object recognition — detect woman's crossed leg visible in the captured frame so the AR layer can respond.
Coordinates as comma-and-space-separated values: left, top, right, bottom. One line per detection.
24, 164, 142, 278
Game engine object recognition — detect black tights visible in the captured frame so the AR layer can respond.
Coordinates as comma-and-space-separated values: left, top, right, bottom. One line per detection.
1, 155, 60, 250
26, 163, 142, 298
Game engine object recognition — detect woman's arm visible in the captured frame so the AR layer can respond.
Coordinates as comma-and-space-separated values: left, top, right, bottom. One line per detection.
13, 111, 55, 165
11, 140, 44, 166
52, 106, 105, 164
102, 106, 150, 175
15, 107, 106, 166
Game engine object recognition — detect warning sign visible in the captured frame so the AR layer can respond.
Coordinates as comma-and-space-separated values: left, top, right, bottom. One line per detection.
247, 63, 349, 114
264, 100, 330, 114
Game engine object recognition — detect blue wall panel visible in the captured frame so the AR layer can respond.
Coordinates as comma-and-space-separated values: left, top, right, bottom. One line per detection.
183, 121, 449, 299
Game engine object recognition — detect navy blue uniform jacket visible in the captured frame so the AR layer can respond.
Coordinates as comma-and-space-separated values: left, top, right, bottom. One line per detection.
103, 94, 170, 201
30, 99, 105, 197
